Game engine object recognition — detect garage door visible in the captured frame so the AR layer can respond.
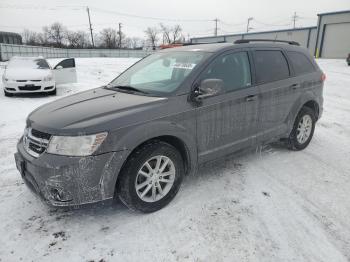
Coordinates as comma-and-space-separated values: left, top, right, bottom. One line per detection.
321, 22, 350, 58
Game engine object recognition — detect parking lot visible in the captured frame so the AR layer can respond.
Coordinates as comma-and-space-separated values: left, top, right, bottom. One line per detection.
0, 58, 349, 262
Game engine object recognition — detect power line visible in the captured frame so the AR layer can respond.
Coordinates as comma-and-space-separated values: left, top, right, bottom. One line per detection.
90, 7, 213, 22
254, 19, 291, 27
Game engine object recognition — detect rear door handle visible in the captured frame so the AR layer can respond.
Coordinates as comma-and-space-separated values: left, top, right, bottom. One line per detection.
290, 83, 301, 90
245, 94, 257, 102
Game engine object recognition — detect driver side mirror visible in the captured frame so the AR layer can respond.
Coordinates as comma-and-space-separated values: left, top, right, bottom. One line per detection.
55, 65, 63, 70
193, 79, 223, 103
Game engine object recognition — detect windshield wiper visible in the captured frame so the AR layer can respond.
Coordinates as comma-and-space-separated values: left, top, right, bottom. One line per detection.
108, 85, 148, 94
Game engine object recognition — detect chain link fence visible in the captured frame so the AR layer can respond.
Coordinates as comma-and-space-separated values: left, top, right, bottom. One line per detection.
0, 43, 154, 61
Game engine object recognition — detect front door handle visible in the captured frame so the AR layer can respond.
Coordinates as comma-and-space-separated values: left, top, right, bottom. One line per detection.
290, 83, 301, 90
245, 94, 257, 102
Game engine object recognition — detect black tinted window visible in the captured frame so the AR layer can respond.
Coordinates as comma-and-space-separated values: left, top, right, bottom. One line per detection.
254, 50, 290, 83
287, 51, 315, 75
203, 52, 251, 91
55, 58, 75, 69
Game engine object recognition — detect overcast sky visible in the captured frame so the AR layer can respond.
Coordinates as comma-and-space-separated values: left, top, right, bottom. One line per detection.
0, 0, 349, 39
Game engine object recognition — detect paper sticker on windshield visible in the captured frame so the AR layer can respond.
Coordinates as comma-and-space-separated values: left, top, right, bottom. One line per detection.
172, 63, 196, 70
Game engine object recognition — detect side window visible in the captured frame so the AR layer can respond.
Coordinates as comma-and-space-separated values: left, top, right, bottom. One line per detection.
55, 58, 75, 69
287, 51, 315, 75
254, 50, 290, 84
202, 52, 251, 91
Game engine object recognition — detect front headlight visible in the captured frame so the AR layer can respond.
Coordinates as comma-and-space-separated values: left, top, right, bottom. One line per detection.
46, 132, 107, 156
43, 75, 53, 81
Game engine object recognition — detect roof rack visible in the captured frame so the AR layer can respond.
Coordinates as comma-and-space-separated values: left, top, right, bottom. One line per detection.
234, 39, 300, 46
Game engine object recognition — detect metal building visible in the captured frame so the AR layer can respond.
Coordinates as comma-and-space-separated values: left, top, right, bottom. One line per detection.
0, 31, 22, 45
191, 9, 350, 58
191, 27, 317, 55
315, 10, 350, 58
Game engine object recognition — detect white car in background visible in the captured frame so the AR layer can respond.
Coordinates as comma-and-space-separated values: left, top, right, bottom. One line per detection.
2, 56, 77, 97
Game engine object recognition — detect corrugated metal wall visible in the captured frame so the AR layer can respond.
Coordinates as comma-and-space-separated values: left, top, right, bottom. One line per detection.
0, 44, 154, 61
191, 27, 317, 55
315, 11, 350, 58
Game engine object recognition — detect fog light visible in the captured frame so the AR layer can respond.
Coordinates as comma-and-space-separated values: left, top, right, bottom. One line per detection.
50, 188, 72, 202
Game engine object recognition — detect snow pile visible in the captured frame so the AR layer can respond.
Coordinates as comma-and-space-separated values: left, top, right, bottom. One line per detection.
0, 58, 349, 262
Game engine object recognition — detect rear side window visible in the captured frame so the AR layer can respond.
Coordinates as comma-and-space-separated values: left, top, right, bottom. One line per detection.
254, 50, 290, 84
287, 51, 315, 75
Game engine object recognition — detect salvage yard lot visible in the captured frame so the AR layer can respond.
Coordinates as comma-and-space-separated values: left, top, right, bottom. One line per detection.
0, 58, 349, 262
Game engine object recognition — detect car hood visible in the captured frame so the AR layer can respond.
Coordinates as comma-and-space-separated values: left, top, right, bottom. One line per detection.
28, 87, 167, 134
5, 68, 51, 80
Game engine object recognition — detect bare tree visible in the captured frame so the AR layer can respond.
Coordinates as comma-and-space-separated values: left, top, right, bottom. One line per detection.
37, 30, 50, 46
130, 37, 144, 49
172, 24, 182, 43
159, 23, 171, 44
100, 28, 118, 48
66, 30, 89, 48
22, 30, 39, 45
44, 22, 67, 47
122, 37, 144, 49
145, 27, 159, 50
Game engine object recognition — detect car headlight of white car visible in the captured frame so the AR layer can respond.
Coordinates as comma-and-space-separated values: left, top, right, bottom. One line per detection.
43, 75, 53, 81
46, 132, 108, 156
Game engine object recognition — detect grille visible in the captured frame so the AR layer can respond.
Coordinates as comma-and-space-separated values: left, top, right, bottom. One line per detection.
24, 128, 51, 157
31, 129, 51, 140
19, 86, 41, 91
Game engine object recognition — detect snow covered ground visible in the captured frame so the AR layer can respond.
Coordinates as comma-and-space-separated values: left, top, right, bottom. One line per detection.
0, 58, 349, 262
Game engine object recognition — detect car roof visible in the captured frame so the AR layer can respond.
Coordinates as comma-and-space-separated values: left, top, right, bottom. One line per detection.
159, 42, 308, 54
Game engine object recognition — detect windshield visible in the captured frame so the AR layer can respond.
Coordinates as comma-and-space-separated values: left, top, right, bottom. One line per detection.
108, 51, 209, 95
8, 58, 50, 69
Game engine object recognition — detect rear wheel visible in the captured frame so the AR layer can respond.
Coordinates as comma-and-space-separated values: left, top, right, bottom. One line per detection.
287, 106, 316, 150
117, 141, 184, 213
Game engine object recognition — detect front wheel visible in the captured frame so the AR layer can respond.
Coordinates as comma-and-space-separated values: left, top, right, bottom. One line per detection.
117, 141, 184, 213
287, 106, 316, 150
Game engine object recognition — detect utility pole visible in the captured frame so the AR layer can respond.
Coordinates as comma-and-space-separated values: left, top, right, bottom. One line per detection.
246, 17, 253, 33
214, 18, 219, 36
118, 22, 122, 48
292, 12, 298, 29
86, 7, 94, 47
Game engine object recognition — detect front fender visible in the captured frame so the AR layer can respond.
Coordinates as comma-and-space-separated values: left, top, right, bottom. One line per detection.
106, 119, 197, 173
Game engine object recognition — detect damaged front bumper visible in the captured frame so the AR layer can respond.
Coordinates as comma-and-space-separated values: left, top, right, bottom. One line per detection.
14, 138, 129, 207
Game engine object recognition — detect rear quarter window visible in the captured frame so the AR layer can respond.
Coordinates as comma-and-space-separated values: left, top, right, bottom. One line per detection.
254, 50, 290, 84
287, 51, 316, 75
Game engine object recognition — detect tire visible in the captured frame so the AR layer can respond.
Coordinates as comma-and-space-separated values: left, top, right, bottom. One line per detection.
287, 106, 316, 151
4, 90, 13, 97
48, 88, 57, 96
117, 141, 184, 213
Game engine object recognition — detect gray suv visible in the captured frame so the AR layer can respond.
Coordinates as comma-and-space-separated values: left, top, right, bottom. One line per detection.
14, 40, 325, 212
